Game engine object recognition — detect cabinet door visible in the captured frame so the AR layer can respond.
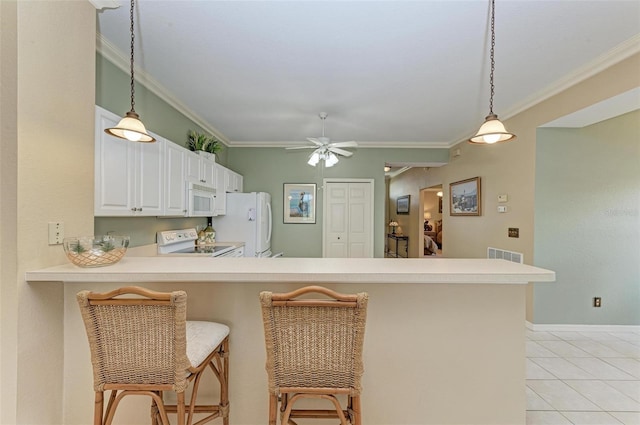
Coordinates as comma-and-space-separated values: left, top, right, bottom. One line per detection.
224, 168, 243, 193
136, 135, 164, 216
163, 140, 187, 216
185, 151, 202, 183
95, 108, 135, 216
202, 158, 216, 186
213, 163, 226, 216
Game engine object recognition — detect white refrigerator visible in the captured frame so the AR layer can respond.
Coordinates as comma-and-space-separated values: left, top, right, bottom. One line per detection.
212, 192, 273, 257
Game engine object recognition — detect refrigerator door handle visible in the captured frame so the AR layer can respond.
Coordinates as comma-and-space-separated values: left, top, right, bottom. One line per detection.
266, 201, 272, 244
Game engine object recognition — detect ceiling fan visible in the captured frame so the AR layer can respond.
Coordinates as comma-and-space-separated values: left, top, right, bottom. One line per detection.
286, 112, 357, 167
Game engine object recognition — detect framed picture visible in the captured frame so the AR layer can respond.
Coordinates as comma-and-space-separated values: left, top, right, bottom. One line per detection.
283, 183, 316, 224
396, 195, 410, 214
450, 177, 481, 216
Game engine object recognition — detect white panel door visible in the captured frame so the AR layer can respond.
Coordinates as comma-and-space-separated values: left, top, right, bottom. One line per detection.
325, 183, 348, 258
323, 180, 373, 258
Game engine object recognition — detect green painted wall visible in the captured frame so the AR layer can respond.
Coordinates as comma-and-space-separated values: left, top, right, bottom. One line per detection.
227, 147, 448, 257
534, 110, 640, 325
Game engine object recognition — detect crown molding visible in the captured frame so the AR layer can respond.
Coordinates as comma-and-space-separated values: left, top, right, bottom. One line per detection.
501, 34, 640, 125
228, 140, 451, 149
96, 33, 231, 146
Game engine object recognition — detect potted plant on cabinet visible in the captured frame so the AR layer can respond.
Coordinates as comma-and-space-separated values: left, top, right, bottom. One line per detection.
187, 130, 222, 161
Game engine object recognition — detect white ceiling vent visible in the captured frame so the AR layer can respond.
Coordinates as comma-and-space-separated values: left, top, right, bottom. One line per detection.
488, 247, 523, 264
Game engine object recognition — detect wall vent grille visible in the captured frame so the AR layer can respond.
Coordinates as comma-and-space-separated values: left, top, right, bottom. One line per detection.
487, 247, 523, 264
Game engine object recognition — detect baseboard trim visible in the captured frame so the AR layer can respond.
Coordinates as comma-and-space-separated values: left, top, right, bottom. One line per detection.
526, 321, 640, 333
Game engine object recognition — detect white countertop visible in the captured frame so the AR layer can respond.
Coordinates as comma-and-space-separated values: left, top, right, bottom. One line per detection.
25, 256, 555, 284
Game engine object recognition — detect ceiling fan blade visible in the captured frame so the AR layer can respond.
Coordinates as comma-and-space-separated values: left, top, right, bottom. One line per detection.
329, 147, 353, 157
329, 141, 358, 148
306, 138, 324, 146
285, 146, 317, 150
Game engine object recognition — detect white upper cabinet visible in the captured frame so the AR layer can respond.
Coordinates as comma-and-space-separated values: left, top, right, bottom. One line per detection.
213, 163, 227, 216
186, 151, 215, 186
94, 106, 242, 217
224, 168, 243, 193
163, 140, 187, 216
94, 106, 163, 216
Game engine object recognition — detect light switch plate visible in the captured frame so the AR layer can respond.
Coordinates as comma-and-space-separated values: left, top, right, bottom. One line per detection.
498, 194, 508, 202
48, 222, 64, 245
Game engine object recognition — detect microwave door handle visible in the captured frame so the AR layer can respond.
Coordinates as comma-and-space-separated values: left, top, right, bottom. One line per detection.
266, 201, 272, 244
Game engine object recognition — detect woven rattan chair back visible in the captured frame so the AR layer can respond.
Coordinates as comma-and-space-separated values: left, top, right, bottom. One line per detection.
260, 285, 368, 425
77, 286, 230, 425
77, 286, 189, 392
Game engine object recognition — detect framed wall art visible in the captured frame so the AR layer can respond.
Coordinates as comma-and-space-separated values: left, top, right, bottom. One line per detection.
283, 183, 316, 223
396, 195, 410, 214
450, 177, 481, 216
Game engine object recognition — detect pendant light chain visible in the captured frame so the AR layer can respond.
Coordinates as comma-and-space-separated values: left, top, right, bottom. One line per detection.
488, 0, 495, 116
129, 0, 136, 113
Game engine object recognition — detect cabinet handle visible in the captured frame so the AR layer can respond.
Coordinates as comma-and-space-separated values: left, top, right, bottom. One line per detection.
131, 207, 142, 212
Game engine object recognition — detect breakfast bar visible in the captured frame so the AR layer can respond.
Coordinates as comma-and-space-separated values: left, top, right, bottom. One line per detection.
27, 257, 554, 425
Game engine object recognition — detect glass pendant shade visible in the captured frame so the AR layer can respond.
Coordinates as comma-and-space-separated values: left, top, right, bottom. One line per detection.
469, 114, 515, 144
307, 152, 320, 166
324, 153, 339, 167
105, 111, 155, 143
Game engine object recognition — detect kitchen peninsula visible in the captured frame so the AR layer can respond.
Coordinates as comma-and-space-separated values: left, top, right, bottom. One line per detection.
27, 257, 554, 425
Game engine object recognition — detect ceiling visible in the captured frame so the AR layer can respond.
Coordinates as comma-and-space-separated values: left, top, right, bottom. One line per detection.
95, 1, 640, 149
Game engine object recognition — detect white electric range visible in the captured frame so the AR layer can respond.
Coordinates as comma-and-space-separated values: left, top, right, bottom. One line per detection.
156, 228, 243, 257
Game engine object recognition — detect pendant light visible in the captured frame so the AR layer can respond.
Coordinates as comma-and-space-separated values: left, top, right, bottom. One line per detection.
105, 0, 155, 143
469, 0, 515, 145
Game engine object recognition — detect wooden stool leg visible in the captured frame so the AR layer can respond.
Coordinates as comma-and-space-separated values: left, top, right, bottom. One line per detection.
94, 392, 104, 425
177, 392, 185, 425
268, 394, 278, 425
351, 396, 362, 425
222, 337, 230, 425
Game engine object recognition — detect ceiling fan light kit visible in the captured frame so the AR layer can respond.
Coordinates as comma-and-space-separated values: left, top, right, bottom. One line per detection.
287, 113, 357, 167
469, 0, 516, 145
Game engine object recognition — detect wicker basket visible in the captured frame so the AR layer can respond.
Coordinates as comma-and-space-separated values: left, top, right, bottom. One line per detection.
63, 235, 129, 267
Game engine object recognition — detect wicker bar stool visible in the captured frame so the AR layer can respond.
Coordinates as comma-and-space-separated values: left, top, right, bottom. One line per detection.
76, 286, 230, 425
260, 285, 368, 425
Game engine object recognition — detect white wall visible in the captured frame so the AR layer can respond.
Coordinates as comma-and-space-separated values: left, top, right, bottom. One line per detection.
534, 111, 640, 325
0, 1, 96, 423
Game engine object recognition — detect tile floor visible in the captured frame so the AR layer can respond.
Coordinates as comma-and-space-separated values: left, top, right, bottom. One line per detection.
526, 329, 640, 424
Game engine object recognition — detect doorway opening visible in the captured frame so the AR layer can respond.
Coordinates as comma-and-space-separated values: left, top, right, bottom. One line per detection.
420, 185, 443, 257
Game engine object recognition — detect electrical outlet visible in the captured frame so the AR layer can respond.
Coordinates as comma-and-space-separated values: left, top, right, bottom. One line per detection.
593, 297, 601, 308
508, 227, 519, 238
48, 222, 64, 245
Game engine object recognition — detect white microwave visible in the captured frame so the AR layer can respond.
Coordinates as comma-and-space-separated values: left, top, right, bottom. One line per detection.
187, 182, 216, 217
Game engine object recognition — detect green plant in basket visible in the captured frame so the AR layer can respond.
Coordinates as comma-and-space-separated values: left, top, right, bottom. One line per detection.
187, 130, 222, 155
71, 240, 86, 254
98, 239, 115, 252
